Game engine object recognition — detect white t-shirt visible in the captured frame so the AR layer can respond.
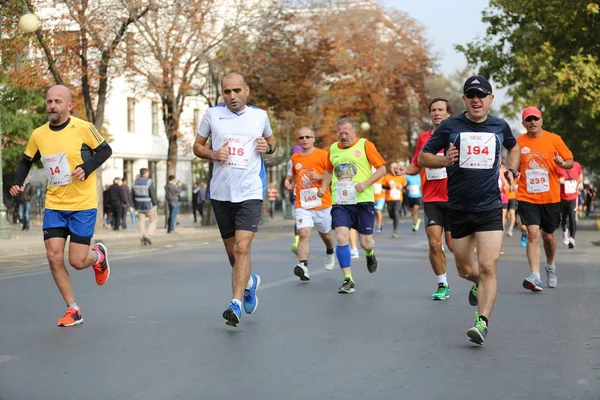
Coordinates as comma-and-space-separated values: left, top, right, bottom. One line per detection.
198, 104, 273, 202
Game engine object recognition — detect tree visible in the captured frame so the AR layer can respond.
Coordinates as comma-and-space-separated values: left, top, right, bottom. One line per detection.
457, 0, 600, 171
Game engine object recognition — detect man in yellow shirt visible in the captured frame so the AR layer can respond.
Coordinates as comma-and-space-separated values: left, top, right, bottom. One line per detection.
10, 85, 112, 327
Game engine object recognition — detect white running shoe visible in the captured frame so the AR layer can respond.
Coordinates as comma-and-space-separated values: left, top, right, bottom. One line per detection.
293, 263, 310, 281
350, 248, 359, 259
562, 230, 569, 246
507, 229, 513, 237
568, 237, 575, 249
324, 254, 335, 271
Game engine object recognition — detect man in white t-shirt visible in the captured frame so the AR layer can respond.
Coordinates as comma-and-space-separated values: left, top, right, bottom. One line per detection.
193, 72, 276, 327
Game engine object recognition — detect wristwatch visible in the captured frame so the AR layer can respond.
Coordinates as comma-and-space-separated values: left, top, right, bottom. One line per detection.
507, 168, 518, 178
267, 143, 274, 154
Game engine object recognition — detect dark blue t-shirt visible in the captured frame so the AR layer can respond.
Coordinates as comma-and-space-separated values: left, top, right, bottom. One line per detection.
422, 113, 517, 212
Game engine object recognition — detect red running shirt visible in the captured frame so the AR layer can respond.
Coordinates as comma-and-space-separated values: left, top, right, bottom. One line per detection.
411, 130, 448, 203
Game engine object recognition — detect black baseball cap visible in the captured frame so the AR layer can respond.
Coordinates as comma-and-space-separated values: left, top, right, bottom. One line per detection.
463, 75, 493, 95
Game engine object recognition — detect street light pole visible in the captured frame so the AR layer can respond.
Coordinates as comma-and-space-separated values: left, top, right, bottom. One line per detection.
0, 2, 40, 239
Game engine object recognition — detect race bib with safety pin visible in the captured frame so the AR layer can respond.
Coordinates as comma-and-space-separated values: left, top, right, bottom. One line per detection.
223, 135, 253, 169
373, 183, 383, 195
564, 180, 577, 194
526, 168, 549, 193
42, 152, 72, 187
459, 132, 496, 169
336, 181, 357, 205
300, 188, 322, 209
425, 152, 447, 180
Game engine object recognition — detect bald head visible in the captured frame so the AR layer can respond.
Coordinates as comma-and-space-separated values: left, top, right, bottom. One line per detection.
46, 85, 74, 125
296, 126, 316, 151
221, 72, 249, 113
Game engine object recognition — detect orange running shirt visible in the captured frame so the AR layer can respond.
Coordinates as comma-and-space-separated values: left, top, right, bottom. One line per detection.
516, 130, 573, 204
291, 148, 332, 209
383, 173, 406, 201
373, 176, 386, 201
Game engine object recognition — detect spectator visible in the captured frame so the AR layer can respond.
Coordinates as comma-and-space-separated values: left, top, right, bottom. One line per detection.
18, 180, 35, 231
165, 175, 181, 233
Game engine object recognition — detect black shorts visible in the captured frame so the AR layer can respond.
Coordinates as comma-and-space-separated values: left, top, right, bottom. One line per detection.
507, 199, 518, 211
424, 202, 451, 231
211, 199, 263, 239
448, 208, 503, 239
408, 197, 422, 208
502, 203, 508, 210
517, 201, 561, 234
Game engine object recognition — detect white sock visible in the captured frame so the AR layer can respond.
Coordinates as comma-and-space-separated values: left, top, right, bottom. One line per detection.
246, 275, 254, 290
232, 299, 242, 308
68, 302, 79, 310
436, 274, 447, 285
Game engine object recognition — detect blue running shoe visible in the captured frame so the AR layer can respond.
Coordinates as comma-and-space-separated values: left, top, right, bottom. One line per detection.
243, 274, 261, 314
520, 233, 528, 247
223, 301, 242, 327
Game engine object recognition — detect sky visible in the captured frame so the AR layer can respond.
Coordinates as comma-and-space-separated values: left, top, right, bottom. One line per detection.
381, 0, 515, 123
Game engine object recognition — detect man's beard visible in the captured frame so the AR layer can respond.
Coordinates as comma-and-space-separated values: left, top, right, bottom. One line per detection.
48, 112, 60, 124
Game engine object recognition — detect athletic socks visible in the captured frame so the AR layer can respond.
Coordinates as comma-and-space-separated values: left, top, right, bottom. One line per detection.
436, 273, 448, 285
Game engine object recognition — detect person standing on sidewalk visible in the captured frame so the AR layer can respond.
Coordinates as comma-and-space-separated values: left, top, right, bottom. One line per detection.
284, 126, 336, 281
193, 72, 275, 327
18, 180, 35, 231
120, 177, 133, 229
133, 168, 158, 245
395, 97, 453, 301
318, 117, 386, 294
108, 177, 126, 231
165, 175, 181, 234
418, 76, 520, 345
9, 84, 111, 327
516, 106, 574, 292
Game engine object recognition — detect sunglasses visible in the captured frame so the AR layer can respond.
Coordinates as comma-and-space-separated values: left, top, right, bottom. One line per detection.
524, 116, 540, 122
298, 136, 314, 140
465, 91, 489, 99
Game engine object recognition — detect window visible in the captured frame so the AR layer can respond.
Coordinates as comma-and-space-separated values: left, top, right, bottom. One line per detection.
152, 102, 159, 136
127, 97, 136, 133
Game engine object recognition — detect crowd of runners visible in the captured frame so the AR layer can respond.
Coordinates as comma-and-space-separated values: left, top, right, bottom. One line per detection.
9, 73, 596, 347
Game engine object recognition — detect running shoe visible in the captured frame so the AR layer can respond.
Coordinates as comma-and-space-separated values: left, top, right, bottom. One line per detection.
290, 242, 298, 255
568, 238, 575, 249
350, 248, 359, 259
431, 283, 450, 300
143, 235, 153, 245
57, 307, 83, 327
562, 230, 569, 246
294, 263, 310, 281
466, 313, 488, 345
366, 253, 378, 273
92, 242, 110, 286
414, 218, 422, 231
376, 227, 383, 234
522, 274, 543, 292
338, 277, 355, 293
324, 254, 335, 271
545, 266, 557, 288
507, 229, 513, 237
243, 274, 261, 314
391, 231, 398, 238
520, 233, 528, 248
223, 301, 242, 326
468, 284, 478, 306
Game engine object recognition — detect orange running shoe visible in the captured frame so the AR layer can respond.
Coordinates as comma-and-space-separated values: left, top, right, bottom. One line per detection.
92, 242, 110, 286
57, 307, 83, 327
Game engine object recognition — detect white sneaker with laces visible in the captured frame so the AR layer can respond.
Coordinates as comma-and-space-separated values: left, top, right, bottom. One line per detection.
350, 248, 359, 259
324, 254, 335, 270
568, 237, 575, 249
562, 230, 569, 246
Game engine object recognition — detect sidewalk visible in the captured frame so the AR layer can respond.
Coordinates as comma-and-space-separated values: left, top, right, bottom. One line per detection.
0, 212, 296, 257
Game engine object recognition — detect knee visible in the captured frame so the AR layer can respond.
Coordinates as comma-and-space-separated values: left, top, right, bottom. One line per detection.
69, 255, 88, 270
298, 230, 311, 241
527, 230, 540, 242
428, 237, 443, 253
233, 240, 251, 257
456, 264, 472, 279
46, 249, 64, 267
479, 260, 497, 277
542, 232, 554, 243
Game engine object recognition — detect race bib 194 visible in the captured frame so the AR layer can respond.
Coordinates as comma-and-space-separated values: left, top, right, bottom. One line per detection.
459, 132, 496, 169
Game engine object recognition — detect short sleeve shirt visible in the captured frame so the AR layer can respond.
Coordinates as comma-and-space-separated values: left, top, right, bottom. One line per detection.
198, 104, 273, 202
24, 116, 106, 211
557, 161, 583, 201
412, 129, 448, 203
421, 113, 517, 211
291, 148, 332, 209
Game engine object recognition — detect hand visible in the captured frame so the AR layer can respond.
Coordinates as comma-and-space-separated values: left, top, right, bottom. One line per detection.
9, 185, 23, 197
256, 137, 269, 154
71, 166, 86, 181
445, 143, 459, 166
213, 141, 229, 162
504, 169, 519, 192
285, 180, 294, 192
354, 182, 366, 193
553, 151, 565, 168
317, 187, 327, 198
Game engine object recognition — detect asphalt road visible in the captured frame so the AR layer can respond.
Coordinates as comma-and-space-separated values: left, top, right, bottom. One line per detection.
1, 220, 599, 400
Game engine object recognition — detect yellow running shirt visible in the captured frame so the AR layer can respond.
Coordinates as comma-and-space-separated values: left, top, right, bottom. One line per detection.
24, 116, 106, 211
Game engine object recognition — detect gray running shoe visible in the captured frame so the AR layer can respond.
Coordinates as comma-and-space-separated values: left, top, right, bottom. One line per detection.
324, 254, 335, 271
468, 284, 478, 306
545, 266, 557, 288
338, 277, 355, 293
522, 274, 543, 292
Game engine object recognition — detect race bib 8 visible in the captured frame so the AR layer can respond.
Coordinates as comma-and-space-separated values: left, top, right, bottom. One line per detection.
459, 132, 496, 169
42, 152, 72, 187
336, 181, 357, 205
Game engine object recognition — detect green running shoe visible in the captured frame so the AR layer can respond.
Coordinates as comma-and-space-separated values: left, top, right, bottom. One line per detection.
468, 283, 478, 306
391, 231, 398, 238
290, 242, 298, 255
466, 313, 488, 345
338, 277, 355, 293
431, 283, 450, 300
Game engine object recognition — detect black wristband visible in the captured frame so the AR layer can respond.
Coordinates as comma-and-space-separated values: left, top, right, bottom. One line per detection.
266, 143, 274, 154
508, 168, 518, 178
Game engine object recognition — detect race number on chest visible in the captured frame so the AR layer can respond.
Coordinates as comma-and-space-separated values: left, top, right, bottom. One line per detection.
300, 188, 322, 209
526, 168, 549, 193
42, 152, 72, 187
459, 132, 496, 169
564, 180, 577, 194
336, 181, 357, 205
223, 135, 253, 169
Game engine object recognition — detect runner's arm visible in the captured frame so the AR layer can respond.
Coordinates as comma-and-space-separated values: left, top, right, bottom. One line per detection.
77, 142, 112, 179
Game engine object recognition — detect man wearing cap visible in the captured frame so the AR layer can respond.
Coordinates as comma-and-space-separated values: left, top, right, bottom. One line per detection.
418, 76, 520, 345
516, 106, 573, 292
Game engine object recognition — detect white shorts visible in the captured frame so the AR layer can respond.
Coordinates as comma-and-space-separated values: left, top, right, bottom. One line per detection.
295, 207, 332, 233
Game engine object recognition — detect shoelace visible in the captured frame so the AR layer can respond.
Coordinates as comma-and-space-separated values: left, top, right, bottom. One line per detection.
62, 308, 79, 320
